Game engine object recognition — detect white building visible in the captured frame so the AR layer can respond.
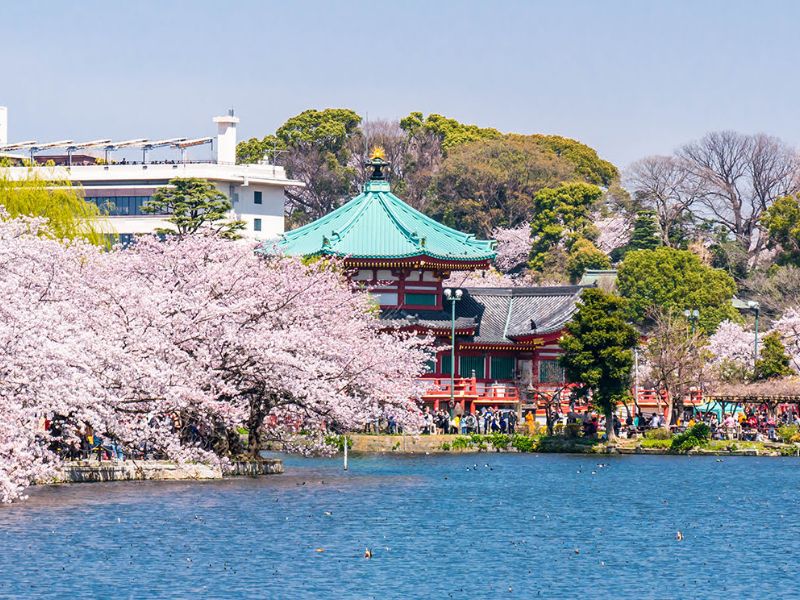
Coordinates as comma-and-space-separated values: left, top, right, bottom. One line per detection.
0, 108, 302, 242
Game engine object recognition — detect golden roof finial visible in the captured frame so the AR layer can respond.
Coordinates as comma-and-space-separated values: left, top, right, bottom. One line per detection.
369, 146, 386, 160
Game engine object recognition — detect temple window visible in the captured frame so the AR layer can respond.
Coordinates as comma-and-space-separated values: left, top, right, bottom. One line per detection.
404, 292, 438, 306
459, 355, 485, 379
538, 359, 565, 383
352, 269, 374, 281
373, 292, 398, 306
490, 356, 515, 380
376, 269, 398, 281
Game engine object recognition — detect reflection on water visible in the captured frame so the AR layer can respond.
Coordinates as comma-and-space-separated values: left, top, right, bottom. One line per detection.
1, 453, 798, 599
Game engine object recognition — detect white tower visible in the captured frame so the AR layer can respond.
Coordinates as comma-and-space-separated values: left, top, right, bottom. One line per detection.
213, 109, 239, 164
0, 107, 7, 147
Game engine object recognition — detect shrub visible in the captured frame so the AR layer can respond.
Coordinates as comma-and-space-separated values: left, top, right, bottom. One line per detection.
564, 423, 582, 439
487, 433, 511, 449
511, 435, 538, 453
640, 438, 671, 449
777, 425, 799, 443
670, 423, 711, 453
645, 427, 672, 440
441, 442, 451, 451
451, 436, 471, 450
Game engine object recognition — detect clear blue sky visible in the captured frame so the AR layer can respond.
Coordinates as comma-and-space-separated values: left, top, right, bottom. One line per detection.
3, 0, 799, 168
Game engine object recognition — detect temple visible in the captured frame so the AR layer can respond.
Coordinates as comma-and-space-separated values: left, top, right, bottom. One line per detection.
264, 151, 587, 415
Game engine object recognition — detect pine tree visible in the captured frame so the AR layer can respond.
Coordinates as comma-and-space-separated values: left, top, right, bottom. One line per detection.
627, 209, 660, 251
755, 331, 792, 380
560, 288, 638, 441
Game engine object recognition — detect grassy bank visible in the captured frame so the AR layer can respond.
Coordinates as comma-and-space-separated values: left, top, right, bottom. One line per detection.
348, 432, 800, 457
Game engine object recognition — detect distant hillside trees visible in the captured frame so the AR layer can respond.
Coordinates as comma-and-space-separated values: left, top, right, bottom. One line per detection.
237, 109, 620, 237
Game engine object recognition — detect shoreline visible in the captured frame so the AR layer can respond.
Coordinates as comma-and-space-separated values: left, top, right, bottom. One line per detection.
347, 433, 800, 457
36, 457, 284, 486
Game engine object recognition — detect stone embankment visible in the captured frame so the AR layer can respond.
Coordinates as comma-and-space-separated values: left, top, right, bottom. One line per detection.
44, 458, 283, 485
350, 434, 462, 453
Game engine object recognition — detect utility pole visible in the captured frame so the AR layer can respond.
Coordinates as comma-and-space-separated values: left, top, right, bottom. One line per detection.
443, 288, 463, 404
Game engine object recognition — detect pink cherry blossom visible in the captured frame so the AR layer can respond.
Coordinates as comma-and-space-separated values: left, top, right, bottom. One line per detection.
0, 211, 432, 502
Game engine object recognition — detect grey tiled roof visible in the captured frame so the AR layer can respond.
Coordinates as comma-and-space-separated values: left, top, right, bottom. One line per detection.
380, 307, 477, 331
380, 286, 585, 341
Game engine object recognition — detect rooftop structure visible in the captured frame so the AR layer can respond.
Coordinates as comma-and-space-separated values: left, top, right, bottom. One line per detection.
267, 153, 495, 270
0, 107, 302, 241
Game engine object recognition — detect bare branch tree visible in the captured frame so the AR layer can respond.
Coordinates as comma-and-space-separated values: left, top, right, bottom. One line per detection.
643, 308, 707, 426
678, 131, 799, 261
626, 155, 702, 246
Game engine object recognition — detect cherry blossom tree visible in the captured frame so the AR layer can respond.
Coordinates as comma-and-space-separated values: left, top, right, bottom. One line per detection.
594, 214, 632, 255
706, 320, 757, 382
0, 212, 432, 501
491, 222, 532, 273
772, 308, 800, 371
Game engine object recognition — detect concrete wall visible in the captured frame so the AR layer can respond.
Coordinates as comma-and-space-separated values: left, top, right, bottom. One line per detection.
44, 458, 283, 484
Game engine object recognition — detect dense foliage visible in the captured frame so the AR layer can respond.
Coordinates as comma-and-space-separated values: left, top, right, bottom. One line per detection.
559, 289, 638, 440
617, 247, 739, 331
0, 169, 107, 245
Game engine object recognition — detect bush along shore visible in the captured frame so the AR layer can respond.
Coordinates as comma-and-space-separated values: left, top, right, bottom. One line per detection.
348, 431, 800, 457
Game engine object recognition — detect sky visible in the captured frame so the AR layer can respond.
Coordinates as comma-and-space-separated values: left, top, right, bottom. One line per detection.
3, 0, 800, 169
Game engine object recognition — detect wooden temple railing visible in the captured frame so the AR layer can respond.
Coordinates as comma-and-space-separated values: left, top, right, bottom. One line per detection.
420, 377, 520, 411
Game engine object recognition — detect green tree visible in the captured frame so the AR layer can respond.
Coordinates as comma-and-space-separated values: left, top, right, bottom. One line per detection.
617, 247, 739, 331
238, 108, 362, 226
529, 182, 604, 272
236, 134, 283, 164
429, 136, 575, 236
527, 134, 618, 186
566, 238, 611, 282
143, 178, 244, 238
399, 112, 501, 151
0, 168, 107, 245
755, 331, 792, 380
560, 288, 638, 441
627, 209, 661, 251
762, 194, 800, 266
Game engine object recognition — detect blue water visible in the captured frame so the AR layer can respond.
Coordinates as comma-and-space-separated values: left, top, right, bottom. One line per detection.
1, 453, 798, 599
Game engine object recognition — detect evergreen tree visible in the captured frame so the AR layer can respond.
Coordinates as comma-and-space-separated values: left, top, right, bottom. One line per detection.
143, 178, 245, 239
755, 331, 792, 380
560, 288, 638, 441
627, 209, 661, 251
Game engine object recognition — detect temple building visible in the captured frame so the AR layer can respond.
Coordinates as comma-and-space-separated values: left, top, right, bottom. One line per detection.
265, 151, 586, 414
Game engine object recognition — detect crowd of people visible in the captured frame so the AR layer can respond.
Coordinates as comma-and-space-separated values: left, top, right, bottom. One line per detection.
421, 405, 518, 435
688, 407, 800, 441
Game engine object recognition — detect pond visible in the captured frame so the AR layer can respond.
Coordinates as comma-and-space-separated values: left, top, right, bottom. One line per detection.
1, 453, 798, 599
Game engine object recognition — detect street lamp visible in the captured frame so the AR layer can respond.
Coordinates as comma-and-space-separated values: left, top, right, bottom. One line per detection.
443, 288, 463, 405
683, 309, 699, 334
748, 300, 761, 372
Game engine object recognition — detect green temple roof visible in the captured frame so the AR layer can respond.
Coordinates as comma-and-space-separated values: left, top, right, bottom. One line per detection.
263, 157, 496, 264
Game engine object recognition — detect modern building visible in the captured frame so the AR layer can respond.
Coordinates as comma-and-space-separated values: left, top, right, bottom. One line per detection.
0, 107, 302, 242
266, 152, 589, 415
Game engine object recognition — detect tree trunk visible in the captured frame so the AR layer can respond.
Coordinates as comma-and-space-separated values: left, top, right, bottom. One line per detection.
247, 404, 265, 458
605, 405, 616, 443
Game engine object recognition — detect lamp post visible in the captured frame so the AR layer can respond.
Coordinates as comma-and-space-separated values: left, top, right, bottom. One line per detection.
683, 309, 699, 335
443, 288, 463, 405
748, 300, 761, 372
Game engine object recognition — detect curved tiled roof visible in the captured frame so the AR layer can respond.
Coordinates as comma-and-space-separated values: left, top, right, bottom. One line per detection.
261, 180, 496, 262
377, 286, 586, 342
455, 286, 585, 342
